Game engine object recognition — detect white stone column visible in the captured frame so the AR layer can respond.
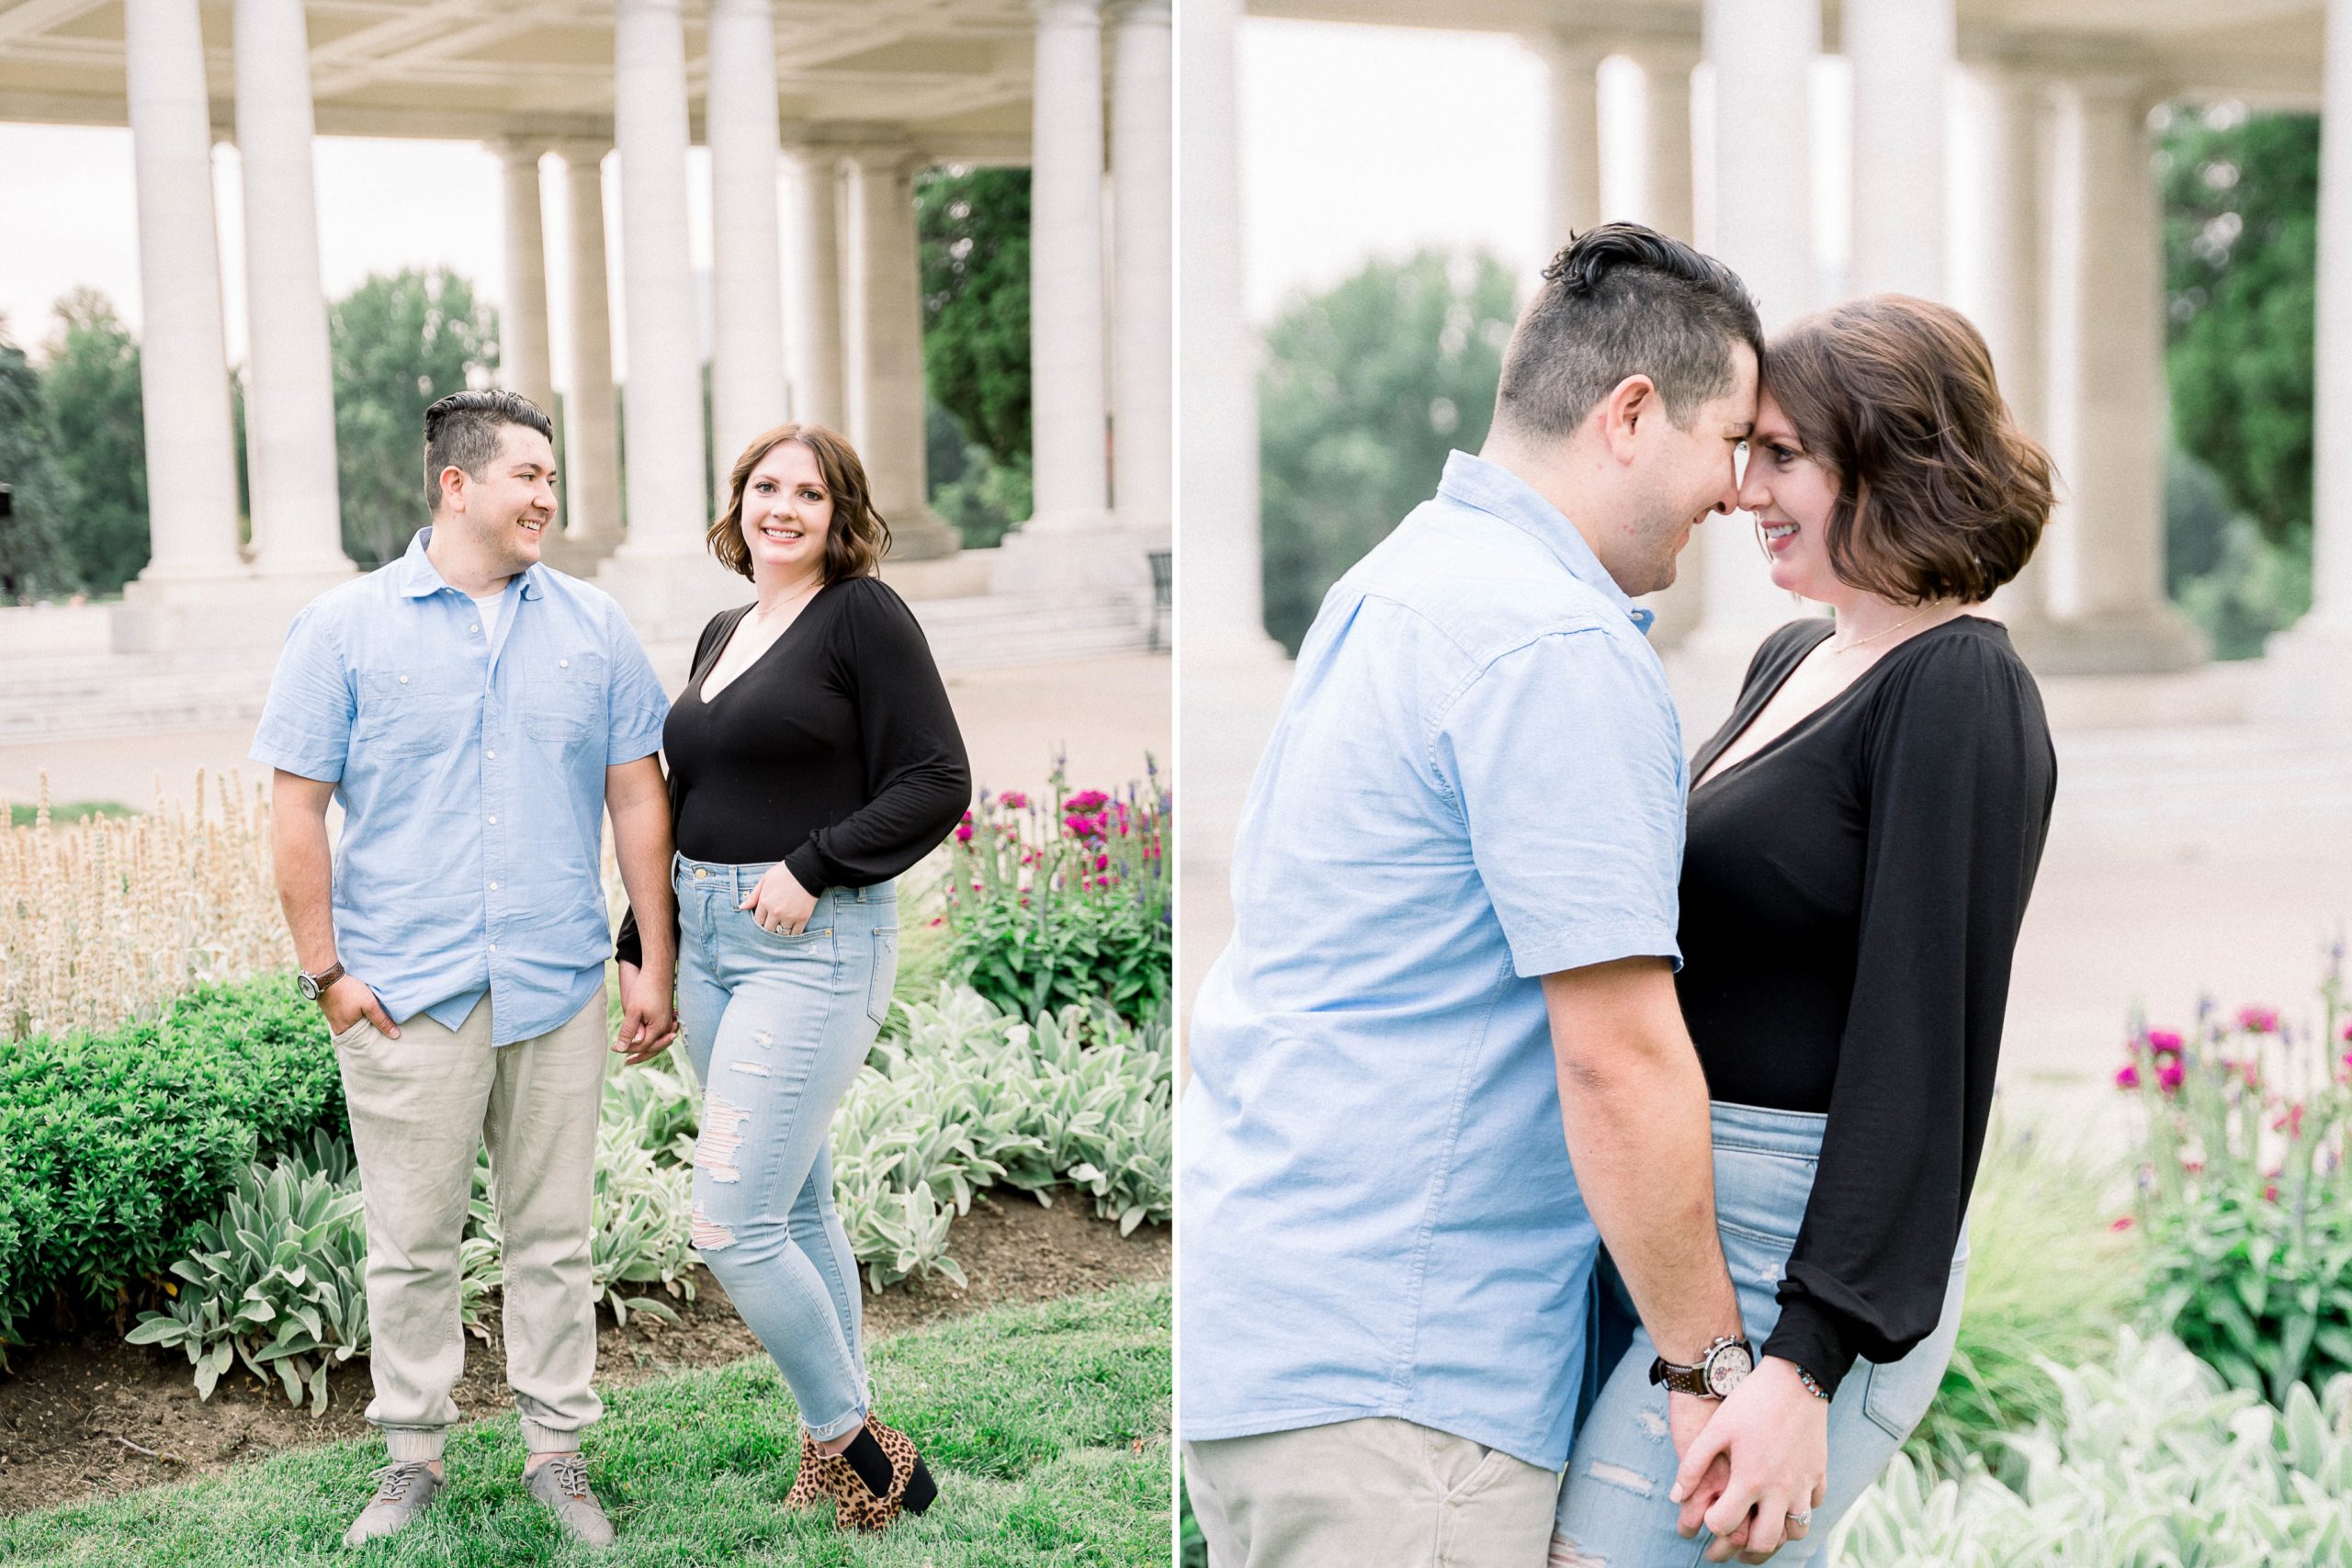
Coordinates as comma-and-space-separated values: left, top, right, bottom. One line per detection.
2260, 0, 2352, 722
599, 0, 728, 639
782, 147, 846, 427
119, 0, 243, 596
1844, 0, 1952, 300
1027, 0, 1112, 532
1975, 68, 2057, 645
706, 0, 789, 485
497, 141, 556, 418
557, 142, 622, 553
842, 150, 959, 558
234, 0, 351, 582
1668, 0, 1825, 723
2037, 77, 2202, 672
1109, 0, 1172, 536
1176, 0, 1289, 1031
1633, 40, 1699, 242
1539, 33, 1605, 248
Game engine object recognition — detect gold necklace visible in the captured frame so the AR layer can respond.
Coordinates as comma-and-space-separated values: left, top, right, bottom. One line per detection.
1827, 603, 1950, 655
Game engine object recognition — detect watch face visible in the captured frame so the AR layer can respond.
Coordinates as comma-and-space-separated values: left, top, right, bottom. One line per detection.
1706, 1343, 1755, 1397
298, 973, 321, 1001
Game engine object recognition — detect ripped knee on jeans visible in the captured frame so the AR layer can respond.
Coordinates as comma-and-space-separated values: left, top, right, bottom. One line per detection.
695, 1094, 750, 1185
690, 1200, 735, 1252
1550, 1533, 1609, 1568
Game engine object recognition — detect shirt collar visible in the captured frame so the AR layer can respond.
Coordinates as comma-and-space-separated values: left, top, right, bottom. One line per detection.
395, 525, 544, 602
1435, 451, 1655, 633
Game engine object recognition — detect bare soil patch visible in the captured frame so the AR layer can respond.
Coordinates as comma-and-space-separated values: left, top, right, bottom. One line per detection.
0, 1189, 1167, 1517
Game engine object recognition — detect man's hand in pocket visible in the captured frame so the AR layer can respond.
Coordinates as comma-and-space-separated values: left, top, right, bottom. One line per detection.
322, 974, 399, 1038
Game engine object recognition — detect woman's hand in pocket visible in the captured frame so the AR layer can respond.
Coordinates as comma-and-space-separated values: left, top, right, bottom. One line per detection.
322, 974, 398, 1038
740, 863, 819, 935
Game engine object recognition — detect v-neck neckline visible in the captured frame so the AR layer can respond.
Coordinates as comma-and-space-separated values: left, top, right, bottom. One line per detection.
1690, 615, 1991, 794
695, 586, 828, 705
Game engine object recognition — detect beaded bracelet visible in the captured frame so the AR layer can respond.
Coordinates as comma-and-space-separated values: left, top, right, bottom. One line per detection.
1795, 1366, 1831, 1402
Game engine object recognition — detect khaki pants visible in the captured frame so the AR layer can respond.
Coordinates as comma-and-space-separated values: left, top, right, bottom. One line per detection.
333, 990, 609, 1461
1185, 1418, 1561, 1568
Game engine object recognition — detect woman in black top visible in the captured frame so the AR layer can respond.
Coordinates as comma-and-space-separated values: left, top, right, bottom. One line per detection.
1553, 296, 2056, 1566
616, 423, 968, 1532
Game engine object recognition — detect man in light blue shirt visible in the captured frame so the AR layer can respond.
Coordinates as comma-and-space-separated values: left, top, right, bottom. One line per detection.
252, 390, 676, 1550
1182, 227, 1816, 1564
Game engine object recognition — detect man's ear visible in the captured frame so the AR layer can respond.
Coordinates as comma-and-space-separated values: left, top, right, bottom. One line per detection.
438, 464, 468, 514
1598, 375, 1657, 465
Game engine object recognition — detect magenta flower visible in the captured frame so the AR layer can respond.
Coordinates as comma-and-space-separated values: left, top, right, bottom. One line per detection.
1067, 789, 1111, 814
1094, 852, 1110, 873
1000, 790, 1029, 811
2275, 1102, 2307, 1137
955, 822, 974, 841
2109, 1215, 2135, 1233
2238, 1006, 2280, 1034
2115, 1064, 2142, 1089
2265, 1183, 2281, 1203
2148, 1030, 2184, 1057
2157, 1060, 2185, 1093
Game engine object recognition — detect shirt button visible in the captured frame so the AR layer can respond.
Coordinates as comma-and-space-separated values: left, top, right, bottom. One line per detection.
489, 943, 498, 953
487, 815, 499, 826
486, 750, 497, 761
470, 624, 481, 633
398, 674, 409, 684
559, 659, 569, 669
489, 881, 501, 891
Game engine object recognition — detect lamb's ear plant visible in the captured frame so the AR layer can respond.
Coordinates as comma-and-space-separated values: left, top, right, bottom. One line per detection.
123, 1131, 368, 1412
1835, 1331, 2352, 1567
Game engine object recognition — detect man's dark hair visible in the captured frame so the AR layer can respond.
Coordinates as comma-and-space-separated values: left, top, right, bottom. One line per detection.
1496, 222, 1764, 438
422, 389, 554, 513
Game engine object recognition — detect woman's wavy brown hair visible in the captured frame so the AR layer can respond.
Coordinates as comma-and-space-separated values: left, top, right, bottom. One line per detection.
706, 423, 891, 583
1763, 295, 2052, 605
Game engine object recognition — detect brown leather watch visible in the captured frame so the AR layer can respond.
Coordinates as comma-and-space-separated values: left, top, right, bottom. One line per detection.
297, 963, 346, 1002
1649, 1336, 1756, 1399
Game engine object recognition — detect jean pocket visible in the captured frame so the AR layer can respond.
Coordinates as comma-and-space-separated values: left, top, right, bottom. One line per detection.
865, 928, 899, 1027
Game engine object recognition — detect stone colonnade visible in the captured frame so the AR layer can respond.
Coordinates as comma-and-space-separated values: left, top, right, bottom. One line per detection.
111, 0, 1173, 651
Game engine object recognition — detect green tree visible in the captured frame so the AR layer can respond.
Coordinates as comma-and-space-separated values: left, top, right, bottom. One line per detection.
917, 167, 1031, 479
40, 289, 147, 593
0, 321, 83, 601
1258, 251, 1520, 653
329, 269, 496, 567
2161, 106, 2316, 550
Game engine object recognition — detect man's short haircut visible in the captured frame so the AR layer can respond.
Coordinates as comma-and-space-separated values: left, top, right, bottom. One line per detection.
422, 389, 554, 514
1496, 222, 1765, 439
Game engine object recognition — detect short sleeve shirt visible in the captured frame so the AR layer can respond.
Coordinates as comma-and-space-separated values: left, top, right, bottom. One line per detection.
249, 526, 670, 1045
1177, 452, 1688, 1470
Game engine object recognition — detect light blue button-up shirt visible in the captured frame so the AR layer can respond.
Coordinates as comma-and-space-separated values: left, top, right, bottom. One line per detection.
250, 527, 670, 1046
1179, 452, 1689, 1470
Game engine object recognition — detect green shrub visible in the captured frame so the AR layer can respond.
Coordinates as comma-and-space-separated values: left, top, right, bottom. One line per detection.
1834, 1331, 2352, 1566
2118, 945, 2352, 1402
943, 761, 1171, 1023
123, 1131, 367, 1411
1904, 1131, 2132, 1484
0, 980, 345, 1350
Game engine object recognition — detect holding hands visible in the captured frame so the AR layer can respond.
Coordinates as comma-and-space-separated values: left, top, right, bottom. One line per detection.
1670, 1359, 1829, 1563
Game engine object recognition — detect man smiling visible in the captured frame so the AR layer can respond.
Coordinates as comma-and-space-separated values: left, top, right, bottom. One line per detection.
251, 389, 678, 1550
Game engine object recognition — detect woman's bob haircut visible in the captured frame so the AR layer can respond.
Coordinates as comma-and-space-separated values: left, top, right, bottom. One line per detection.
1764, 294, 2053, 605
706, 423, 891, 583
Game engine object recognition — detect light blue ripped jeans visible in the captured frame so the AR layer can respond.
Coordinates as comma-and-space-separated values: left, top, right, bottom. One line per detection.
1552, 1101, 1967, 1567
673, 853, 899, 1442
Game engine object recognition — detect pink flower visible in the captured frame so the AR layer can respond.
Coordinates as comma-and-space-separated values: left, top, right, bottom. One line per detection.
2274, 1103, 2307, 1138
1067, 789, 1111, 814
2109, 1215, 2135, 1232
2341, 1021, 2352, 1043
2148, 1030, 2185, 1057
2158, 1060, 2185, 1093
2115, 1064, 2142, 1089
955, 822, 974, 841
2239, 1006, 2280, 1034
928, 916, 944, 927
1094, 852, 1110, 873
2183, 1158, 2204, 1175
1000, 791, 1029, 811
2265, 1183, 2280, 1203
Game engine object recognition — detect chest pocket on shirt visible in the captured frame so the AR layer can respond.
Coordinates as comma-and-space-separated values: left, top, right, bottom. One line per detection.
520, 650, 607, 748
355, 671, 473, 759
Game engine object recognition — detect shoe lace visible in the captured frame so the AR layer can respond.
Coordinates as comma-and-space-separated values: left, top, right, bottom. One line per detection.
548, 1454, 591, 1501
370, 1462, 427, 1502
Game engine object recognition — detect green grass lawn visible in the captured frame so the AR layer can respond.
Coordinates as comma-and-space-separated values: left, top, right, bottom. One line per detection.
5, 800, 132, 827
0, 1284, 1170, 1568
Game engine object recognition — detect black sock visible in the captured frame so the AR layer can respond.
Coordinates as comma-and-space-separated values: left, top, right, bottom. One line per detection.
839, 1429, 893, 1496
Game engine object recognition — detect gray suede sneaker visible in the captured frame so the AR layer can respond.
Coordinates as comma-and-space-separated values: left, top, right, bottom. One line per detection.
344, 1461, 441, 1546
526, 1453, 616, 1549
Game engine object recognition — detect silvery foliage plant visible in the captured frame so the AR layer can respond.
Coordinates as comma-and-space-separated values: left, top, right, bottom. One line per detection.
1833, 1329, 2352, 1566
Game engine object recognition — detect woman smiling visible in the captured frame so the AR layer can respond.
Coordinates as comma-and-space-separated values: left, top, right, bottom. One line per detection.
615, 421, 970, 1531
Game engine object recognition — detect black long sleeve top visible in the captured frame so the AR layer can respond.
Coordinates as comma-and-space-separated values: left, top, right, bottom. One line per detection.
614, 575, 970, 966
1677, 615, 2055, 1395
